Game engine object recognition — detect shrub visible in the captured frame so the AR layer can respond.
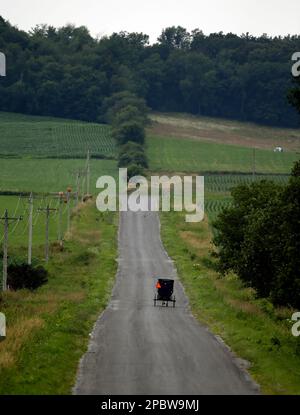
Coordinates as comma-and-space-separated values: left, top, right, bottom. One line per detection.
112, 105, 148, 128
291, 159, 300, 177
118, 141, 144, 155
101, 91, 148, 124
118, 150, 148, 168
127, 163, 145, 179
7, 262, 48, 291
113, 120, 145, 145
213, 173, 300, 309
118, 141, 148, 169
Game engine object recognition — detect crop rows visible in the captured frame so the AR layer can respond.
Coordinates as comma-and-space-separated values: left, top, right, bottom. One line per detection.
0, 115, 116, 158
53, 123, 116, 158
204, 173, 290, 193
205, 198, 232, 220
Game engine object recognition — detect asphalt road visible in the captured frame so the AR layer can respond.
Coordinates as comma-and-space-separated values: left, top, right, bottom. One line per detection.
74, 210, 259, 395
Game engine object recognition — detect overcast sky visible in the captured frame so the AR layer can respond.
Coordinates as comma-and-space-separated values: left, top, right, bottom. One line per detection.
1, 0, 300, 42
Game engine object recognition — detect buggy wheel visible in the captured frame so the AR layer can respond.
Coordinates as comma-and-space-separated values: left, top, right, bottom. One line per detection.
173, 296, 176, 307
166, 301, 168, 307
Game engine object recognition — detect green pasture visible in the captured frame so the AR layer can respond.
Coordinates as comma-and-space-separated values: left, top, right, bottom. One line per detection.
0, 158, 117, 194
147, 135, 298, 174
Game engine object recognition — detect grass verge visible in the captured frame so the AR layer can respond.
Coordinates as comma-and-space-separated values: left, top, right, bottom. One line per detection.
0, 200, 118, 394
160, 211, 300, 394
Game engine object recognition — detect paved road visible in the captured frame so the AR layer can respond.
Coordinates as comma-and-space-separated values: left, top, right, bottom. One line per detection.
74, 210, 259, 395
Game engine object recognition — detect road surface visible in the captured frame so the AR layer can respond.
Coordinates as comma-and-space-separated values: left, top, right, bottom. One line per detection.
74, 210, 259, 395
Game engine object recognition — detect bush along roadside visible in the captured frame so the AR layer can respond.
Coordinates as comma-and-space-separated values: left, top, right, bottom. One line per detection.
213, 160, 300, 309
104, 91, 149, 177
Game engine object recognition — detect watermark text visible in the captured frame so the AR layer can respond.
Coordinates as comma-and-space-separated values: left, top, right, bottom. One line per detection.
0, 312, 6, 341
96, 169, 204, 223
0, 52, 6, 77
291, 312, 300, 337
291, 52, 300, 77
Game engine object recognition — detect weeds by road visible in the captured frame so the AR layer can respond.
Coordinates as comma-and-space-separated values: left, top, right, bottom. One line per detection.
0, 201, 117, 394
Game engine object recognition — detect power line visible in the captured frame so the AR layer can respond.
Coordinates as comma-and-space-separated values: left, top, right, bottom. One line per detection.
38, 204, 57, 263
0, 210, 23, 291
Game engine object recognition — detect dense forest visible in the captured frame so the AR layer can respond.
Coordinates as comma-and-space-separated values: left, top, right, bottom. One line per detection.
0, 16, 300, 127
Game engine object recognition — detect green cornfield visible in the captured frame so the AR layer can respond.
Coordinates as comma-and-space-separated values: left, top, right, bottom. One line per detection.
0, 112, 116, 158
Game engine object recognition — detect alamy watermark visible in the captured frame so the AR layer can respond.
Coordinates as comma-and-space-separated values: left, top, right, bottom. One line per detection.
291, 312, 300, 337
291, 52, 300, 78
0, 52, 6, 77
96, 168, 204, 223
0, 312, 6, 341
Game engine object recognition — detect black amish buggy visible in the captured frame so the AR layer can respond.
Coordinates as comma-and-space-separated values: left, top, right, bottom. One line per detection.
153, 278, 176, 307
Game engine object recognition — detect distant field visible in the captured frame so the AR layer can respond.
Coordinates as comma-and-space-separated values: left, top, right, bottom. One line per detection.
147, 135, 298, 174
204, 173, 288, 230
204, 173, 289, 192
0, 112, 116, 158
149, 112, 300, 151
0, 112, 118, 249
0, 158, 117, 194
0, 111, 297, 226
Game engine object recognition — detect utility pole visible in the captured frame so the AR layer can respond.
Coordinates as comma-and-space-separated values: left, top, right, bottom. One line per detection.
76, 171, 80, 205
58, 193, 64, 247
23, 192, 43, 265
28, 192, 33, 265
65, 189, 77, 233
0, 210, 22, 291
50, 189, 76, 237
70, 169, 86, 205
50, 192, 67, 242
38, 205, 57, 263
86, 149, 90, 196
67, 191, 71, 233
81, 174, 85, 203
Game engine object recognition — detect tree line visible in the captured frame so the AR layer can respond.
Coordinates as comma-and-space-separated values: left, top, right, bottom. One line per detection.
1, 17, 300, 127
102, 91, 149, 176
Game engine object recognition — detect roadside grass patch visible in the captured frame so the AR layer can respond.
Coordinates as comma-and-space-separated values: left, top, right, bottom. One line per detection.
0, 202, 118, 394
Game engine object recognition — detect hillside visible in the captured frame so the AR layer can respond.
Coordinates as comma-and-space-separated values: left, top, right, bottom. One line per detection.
0, 112, 117, 194
149, 112, 300, 151
1, 18, 300, 127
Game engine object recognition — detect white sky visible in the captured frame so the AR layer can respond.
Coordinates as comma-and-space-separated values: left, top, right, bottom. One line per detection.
1, 0, 300, 42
